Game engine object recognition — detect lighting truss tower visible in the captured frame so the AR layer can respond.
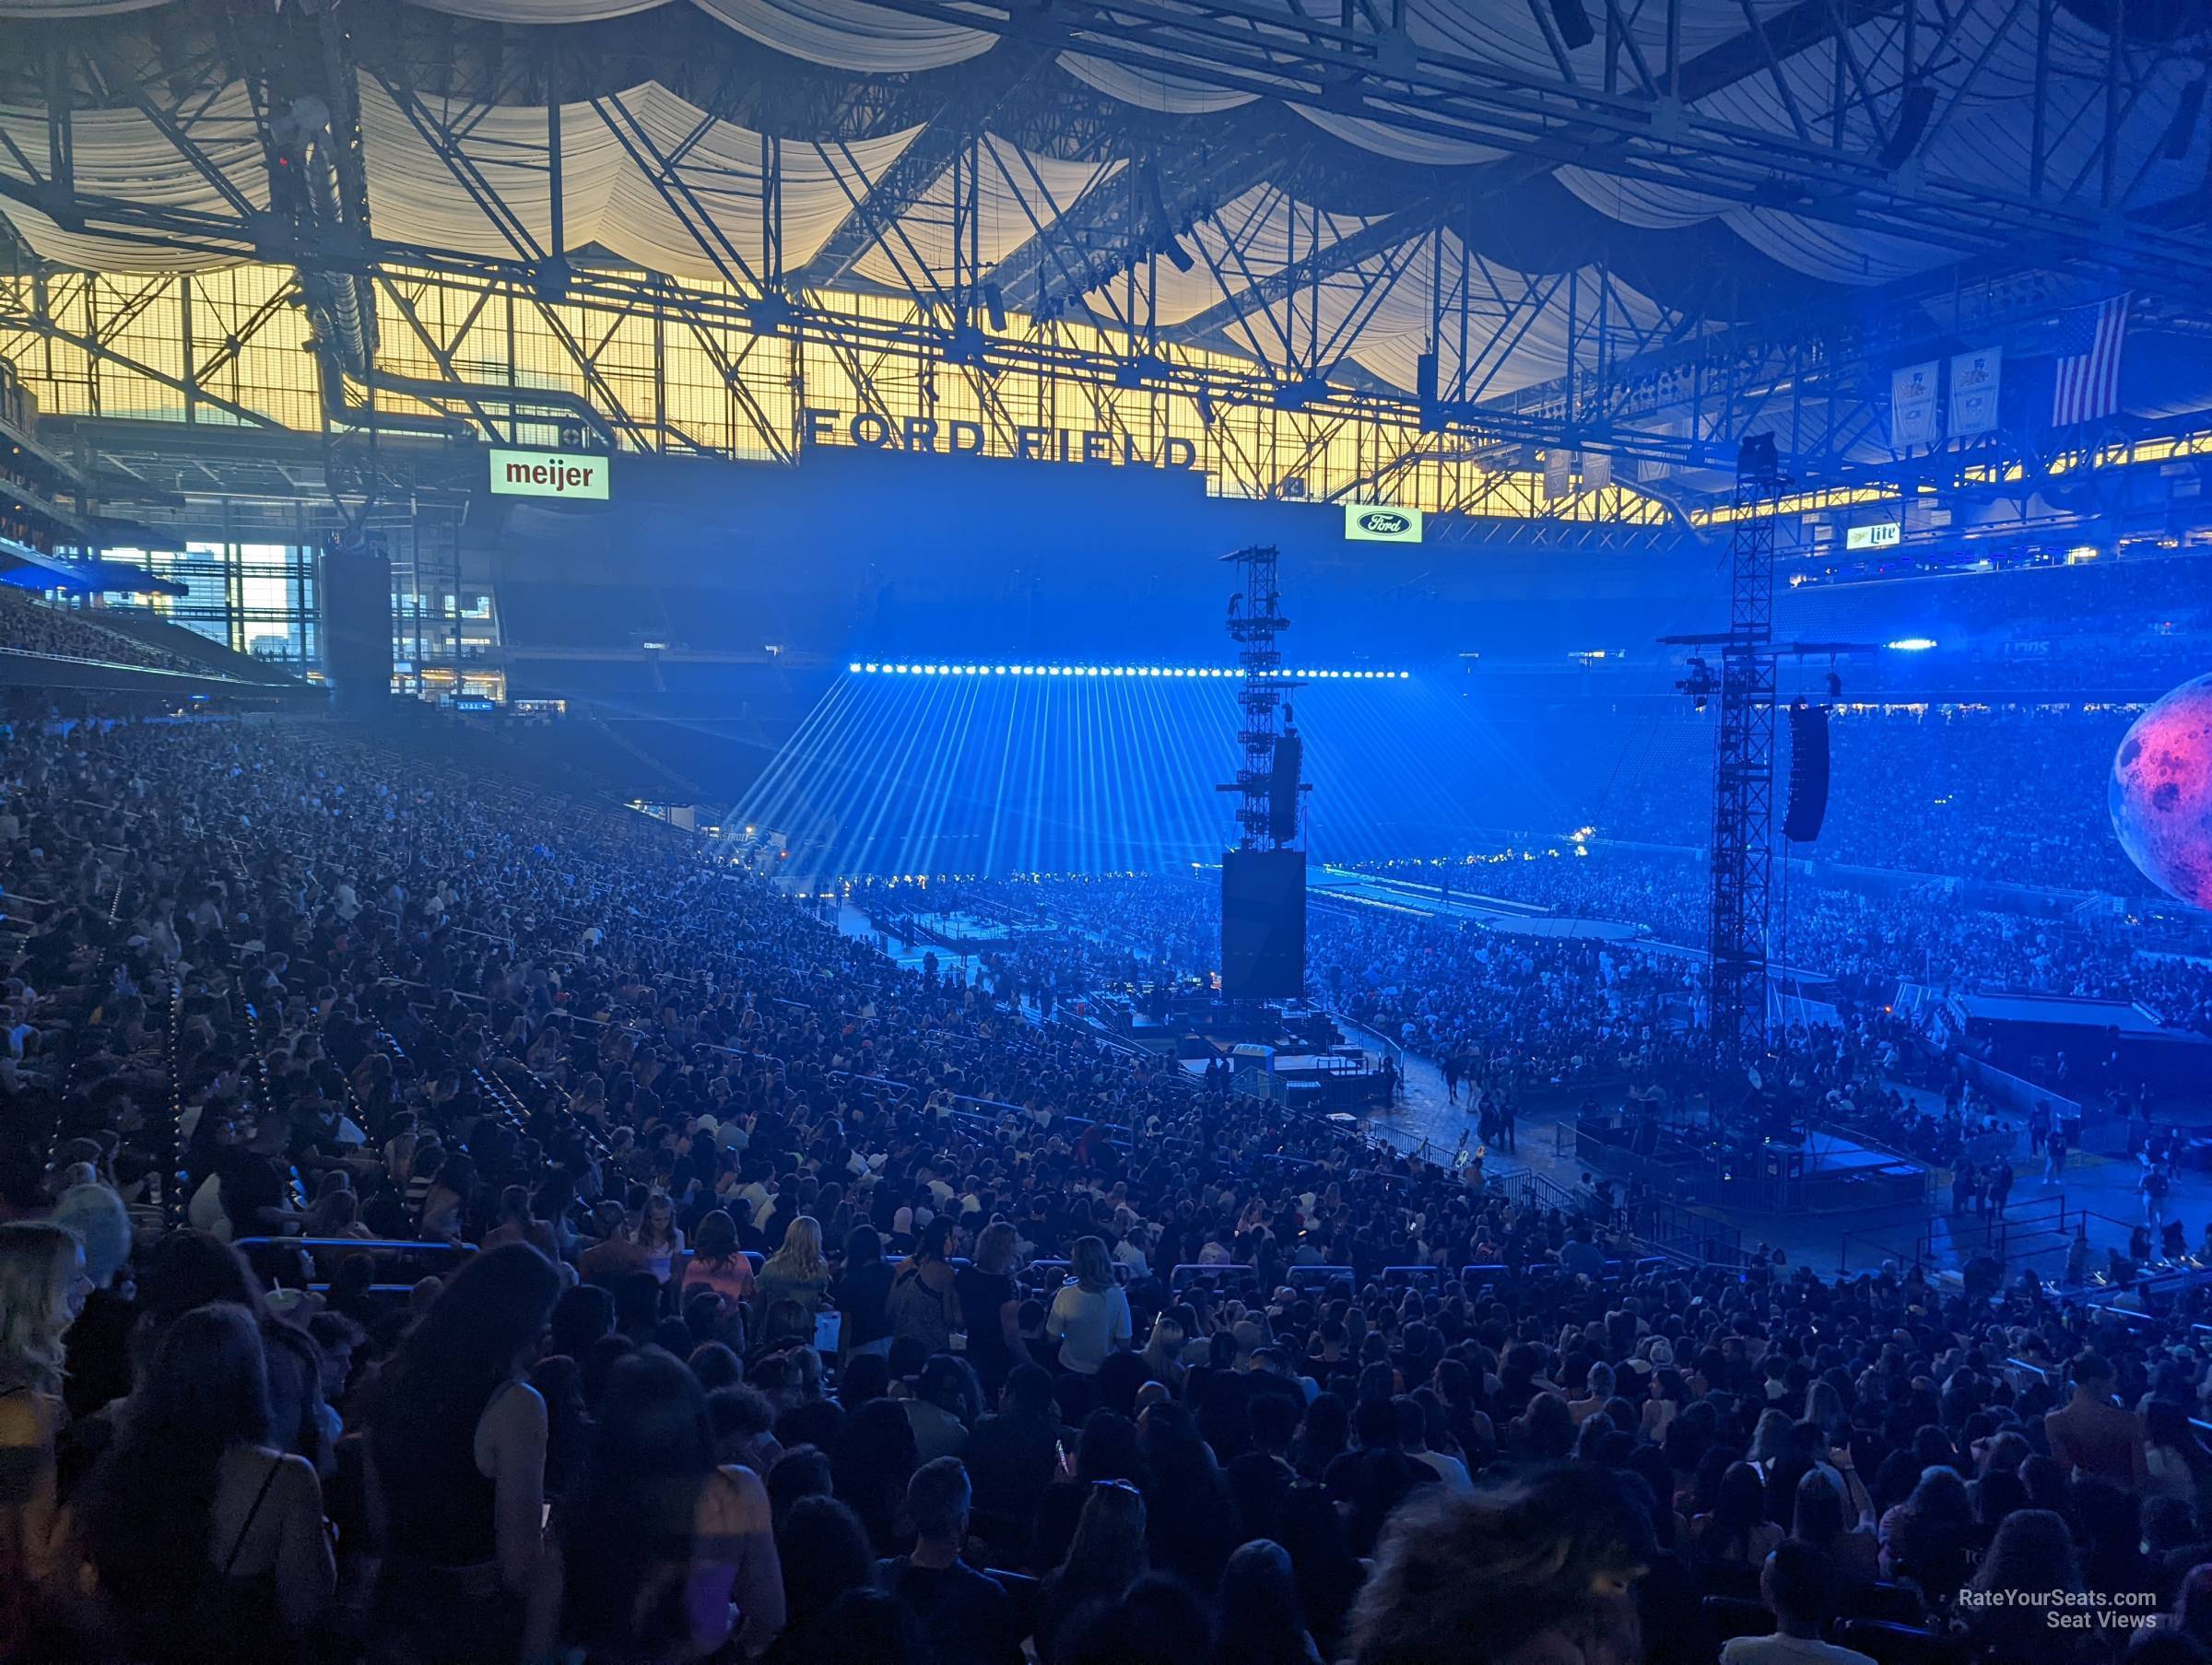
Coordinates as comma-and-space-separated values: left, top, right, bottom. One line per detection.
1705, 436, 1784, 1084
1219, 545, 1294, 848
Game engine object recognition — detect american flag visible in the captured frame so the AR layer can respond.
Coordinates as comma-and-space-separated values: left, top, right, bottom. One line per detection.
2051, 294, 2129, 426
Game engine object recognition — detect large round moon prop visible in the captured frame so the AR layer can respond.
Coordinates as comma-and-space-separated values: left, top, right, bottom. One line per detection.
2110, 672, 2212, 911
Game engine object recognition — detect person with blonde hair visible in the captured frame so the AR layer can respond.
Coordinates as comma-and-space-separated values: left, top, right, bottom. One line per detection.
1046, 1236, 1131, 1377
0, 1220, 94, 1606
755, 1215, 831, 1345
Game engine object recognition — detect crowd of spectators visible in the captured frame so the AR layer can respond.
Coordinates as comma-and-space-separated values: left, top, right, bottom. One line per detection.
1817, 710, 2145, 895
0, 588, 206, 675
915, 846, 2212, 1085
1333, 850, 2212, 1035
13, 705, 2212, 1665
1516, 706, 2154, 897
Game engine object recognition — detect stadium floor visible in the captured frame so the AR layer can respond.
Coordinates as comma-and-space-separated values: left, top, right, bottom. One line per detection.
844, 906, 2194, 1290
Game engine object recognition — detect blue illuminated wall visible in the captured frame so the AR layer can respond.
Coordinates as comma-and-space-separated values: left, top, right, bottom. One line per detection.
494, 444, 1704, 672
492, 442, 1716, 870
737, 668, 1583, 880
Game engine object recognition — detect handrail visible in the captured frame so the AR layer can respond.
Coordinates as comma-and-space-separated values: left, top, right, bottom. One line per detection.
232, 1237, 479, 1255
1171, 1261, 1265, 1288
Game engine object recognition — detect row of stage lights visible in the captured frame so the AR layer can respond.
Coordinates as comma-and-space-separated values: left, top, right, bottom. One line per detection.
847, 662, 1411, 680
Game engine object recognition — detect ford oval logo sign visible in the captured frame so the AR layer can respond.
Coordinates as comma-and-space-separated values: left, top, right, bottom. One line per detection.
1344, 503, 1423, 542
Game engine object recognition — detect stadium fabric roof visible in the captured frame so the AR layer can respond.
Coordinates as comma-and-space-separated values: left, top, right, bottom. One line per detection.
0, 0, 2205, 404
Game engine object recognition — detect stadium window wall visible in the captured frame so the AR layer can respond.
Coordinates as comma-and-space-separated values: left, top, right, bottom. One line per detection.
84, 492, 486, 696
96, 541, 317, 665
0, 264, 1665, 523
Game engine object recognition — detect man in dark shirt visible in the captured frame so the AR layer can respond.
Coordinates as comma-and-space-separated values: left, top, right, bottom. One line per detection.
876, 1457, 1022, 1665
1324, 1397, 1439, 1555
216, 1108, 297, 1237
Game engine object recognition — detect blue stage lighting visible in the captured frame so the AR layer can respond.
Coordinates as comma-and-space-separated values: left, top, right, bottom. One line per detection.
845, 660, 1412, 680
1887, 637, 1939, 651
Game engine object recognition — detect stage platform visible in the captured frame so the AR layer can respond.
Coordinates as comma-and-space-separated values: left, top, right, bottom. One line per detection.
1947, 991, 2212, 1112
1489, 914, 1646, 942
864, 908, 1054, 956
1787, 1130, 1931, 1210
1571, 1112, 1931, 1215
1309, 868, 1647, 942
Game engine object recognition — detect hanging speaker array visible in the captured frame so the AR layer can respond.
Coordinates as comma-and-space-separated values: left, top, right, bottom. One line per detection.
1783, 698, 1831, 843
1268, 729, 1303, 845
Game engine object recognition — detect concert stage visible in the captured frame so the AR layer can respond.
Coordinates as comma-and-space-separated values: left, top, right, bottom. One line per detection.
1574, 1108, 1930, 1215
1945, 991, 2212, 1113
864, 908, 1053, 956
1310, 868, 1654, 944
1087, 985, 1395, 1113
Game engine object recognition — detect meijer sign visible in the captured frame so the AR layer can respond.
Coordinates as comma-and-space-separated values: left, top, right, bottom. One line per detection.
489, 448, 610, 500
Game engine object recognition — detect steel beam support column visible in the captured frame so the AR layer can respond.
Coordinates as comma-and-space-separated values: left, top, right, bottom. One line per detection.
1705, 466, 1777, 1083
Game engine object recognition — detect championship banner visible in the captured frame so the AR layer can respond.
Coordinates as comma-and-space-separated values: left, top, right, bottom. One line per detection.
1889, 360, 1940, 450
1949, 347, 2002, 437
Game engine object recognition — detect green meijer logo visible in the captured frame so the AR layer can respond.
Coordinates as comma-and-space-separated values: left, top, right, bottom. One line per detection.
488, 447, 610, 500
